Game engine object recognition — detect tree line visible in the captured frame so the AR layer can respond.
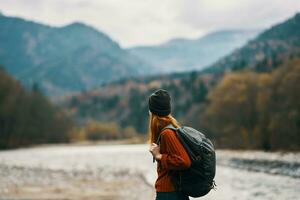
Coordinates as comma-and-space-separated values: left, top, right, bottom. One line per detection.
2, 58, 299, 151
0, 67, 72, 149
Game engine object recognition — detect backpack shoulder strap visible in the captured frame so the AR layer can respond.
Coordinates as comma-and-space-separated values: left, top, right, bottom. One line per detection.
162, 124, 178, 132
156, 124, 178, 144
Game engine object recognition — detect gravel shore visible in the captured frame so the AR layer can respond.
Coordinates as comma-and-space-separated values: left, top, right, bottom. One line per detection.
0, 144, 299, 200
217, 150, 300, 178
0, 164, 154, 200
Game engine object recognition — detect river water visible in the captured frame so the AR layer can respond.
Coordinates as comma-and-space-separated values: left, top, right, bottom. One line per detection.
0, 144, 299, 200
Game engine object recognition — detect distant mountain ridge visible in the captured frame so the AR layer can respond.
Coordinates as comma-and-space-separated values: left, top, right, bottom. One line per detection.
0, 14, 148, 95
206, 13, 300, 73
128, 30, 259, 73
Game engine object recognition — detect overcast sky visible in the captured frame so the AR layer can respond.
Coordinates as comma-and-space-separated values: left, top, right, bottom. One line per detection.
1, 0, 300, 47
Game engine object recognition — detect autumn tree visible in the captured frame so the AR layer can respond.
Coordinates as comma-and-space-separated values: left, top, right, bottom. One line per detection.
205, 59, 300, 150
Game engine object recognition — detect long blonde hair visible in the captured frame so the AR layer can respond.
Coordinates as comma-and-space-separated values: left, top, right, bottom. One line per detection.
148, 112, 180, 144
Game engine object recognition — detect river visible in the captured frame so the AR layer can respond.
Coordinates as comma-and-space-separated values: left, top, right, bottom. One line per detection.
0, 144, 299, 200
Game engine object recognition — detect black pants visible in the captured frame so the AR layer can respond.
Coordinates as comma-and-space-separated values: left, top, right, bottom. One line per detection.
156, 192, 189, 200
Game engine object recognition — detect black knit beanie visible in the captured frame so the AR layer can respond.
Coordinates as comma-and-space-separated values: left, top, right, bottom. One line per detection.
148, 89, 171, 117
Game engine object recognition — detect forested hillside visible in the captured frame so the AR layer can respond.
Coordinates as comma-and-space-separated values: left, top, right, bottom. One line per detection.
0, 66, 72, 149
63, 13, 300, 150
206, 13, 300, 73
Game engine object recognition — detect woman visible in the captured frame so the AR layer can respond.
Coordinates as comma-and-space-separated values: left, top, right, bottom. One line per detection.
148, 89, 191, 200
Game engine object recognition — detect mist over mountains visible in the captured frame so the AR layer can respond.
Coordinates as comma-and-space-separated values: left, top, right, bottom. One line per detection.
128, 30, 259, 73
0, 14, 257, 96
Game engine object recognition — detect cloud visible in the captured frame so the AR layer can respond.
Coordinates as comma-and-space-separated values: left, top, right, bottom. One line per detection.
0, 0, 300, 47
178, 0, 300, 30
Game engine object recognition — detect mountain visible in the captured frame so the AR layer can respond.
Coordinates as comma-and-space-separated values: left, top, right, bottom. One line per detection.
206, 13, 300, 73
0, 15, 148, 96
128, 30, 259, 73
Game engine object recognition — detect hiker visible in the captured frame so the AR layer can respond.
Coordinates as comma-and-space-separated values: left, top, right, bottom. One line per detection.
148, 89, 191, 200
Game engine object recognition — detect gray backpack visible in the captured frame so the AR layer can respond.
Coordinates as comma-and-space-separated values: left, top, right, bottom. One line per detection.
157, 125, 216, 197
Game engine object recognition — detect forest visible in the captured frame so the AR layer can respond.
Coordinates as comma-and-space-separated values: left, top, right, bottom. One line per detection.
2, 55, 298, 151
0, 66, 72, 149
204, 58, 300, 150
65, 57, 300, 150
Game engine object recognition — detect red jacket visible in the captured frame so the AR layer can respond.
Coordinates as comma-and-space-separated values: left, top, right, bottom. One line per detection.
155, 128, 191, 192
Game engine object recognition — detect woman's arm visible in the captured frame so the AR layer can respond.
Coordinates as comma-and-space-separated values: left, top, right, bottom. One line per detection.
158, 129, 191, 170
